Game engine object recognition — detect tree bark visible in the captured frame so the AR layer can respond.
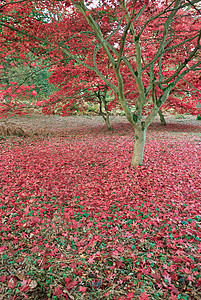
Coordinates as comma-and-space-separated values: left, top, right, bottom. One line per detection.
158, 110, 166, 125
105, 113, 113, 130
131, 125, 146, 166
98, 89, 113, 131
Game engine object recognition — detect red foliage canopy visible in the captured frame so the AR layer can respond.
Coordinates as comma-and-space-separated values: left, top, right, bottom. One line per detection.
0, 0, 200, 118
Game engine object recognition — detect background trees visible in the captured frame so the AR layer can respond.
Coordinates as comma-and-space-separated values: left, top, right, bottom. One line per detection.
0, 0, 200, 165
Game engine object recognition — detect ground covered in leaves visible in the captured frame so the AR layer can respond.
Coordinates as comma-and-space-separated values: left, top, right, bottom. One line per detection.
0, 115, 201, 300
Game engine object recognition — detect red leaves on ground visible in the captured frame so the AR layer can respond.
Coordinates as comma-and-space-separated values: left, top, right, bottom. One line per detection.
0, 116, 200, 299
79, 286, 87, 293
7, 278, 17, 289
139, 292, 150, 300
65, 278, 78, 290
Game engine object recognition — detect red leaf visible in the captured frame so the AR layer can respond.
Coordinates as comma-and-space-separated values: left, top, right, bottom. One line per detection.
32, 90, 37, 97
8, 278, 17, 289
169, 284, 179, 295
0, 276, 6, 282
127, 292, 133, 299
139, 292, 150, 300
54, 286, 63, 296
79, 286, 87, 292
169, 294, 178, 300
65, 278, 78, 290
196, 278, 201, 287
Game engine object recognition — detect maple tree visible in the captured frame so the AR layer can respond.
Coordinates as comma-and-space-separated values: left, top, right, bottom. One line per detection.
0, 0, 201, 165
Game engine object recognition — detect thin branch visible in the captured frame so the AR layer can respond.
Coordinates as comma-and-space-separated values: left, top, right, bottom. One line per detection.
164, 33, 200, 53
137, 0, 176, 38
115, 4, 145, 71
105, 41, 137, 79
105, 19, 123, 42
157, 30, 201, 85
116, 14, 133, 70
187, 0, 201, 14
143, 0, 180, 72
164, 27, 173, 48
138, 0, 201, 38
91, 42, 117, 92
175, 60, 201, 83
180, 79, 201, 93
0, 20, 117, 92
2, 59, 66, 97
0, 0, 29, 9
72, 0, 116, 67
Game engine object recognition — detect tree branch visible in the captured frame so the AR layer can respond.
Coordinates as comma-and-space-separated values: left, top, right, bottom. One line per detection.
143, 0, 180, 72
72, 0, 116, 67
0, 0, 30, 9
157, 30, 201, 85
116, 14, 133, 70
181, 78, 201, 93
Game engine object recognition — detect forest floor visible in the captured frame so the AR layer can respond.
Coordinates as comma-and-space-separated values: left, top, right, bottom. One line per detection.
0, 114, 201, 300
0, 113, 199, 137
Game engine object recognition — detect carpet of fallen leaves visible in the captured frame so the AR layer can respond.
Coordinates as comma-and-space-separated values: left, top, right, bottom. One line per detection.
0, 115, 200, 300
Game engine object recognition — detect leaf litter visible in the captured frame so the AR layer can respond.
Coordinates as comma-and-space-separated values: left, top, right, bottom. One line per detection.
0, 115, 200, 299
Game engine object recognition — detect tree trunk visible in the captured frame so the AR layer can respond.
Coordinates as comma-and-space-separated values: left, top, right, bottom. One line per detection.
100, 109, 113, 131
99, 91, 113, 131
105, 113, 113, 131
158, 110, 166, 125
131, 125, 146, 166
